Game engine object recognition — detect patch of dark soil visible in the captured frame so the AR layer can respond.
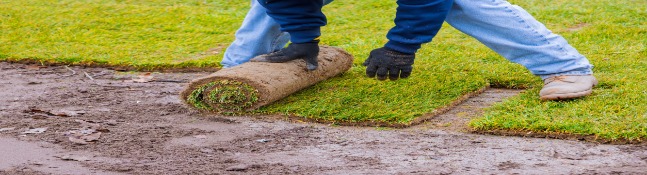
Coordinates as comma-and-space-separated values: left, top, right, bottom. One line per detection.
566, 23, 591, 32
2, 62, 647, 174
413, 88, 523, 132
204, 116, 240, 124
497, 161, 521, 170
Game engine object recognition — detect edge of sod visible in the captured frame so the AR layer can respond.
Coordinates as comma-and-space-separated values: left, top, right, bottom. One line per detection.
1, 57, 221, 72
469, 128, 645, 145
220, 87, 489, 128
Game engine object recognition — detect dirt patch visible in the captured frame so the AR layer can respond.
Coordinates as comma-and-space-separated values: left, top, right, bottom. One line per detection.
411, 88, 523, 132
1, 62, 646, 174
566, 23, 591, 32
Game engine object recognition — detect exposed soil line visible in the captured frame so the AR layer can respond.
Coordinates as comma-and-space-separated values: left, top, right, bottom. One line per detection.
410, 88, 524, 132
2, 60, 220, 73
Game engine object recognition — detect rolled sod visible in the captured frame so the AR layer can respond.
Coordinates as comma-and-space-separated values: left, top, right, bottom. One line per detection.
181, 46, 354, 113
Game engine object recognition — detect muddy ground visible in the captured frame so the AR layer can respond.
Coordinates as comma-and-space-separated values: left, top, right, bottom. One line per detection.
0, 62, 646, 175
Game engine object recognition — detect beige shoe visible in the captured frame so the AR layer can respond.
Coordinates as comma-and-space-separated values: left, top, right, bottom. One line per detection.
539, 75, 598, 101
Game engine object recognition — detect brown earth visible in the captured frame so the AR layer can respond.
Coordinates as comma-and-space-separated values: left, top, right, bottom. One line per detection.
1, 61, 646, 174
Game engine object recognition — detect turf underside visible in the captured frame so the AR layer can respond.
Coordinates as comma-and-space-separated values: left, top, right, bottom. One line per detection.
1, 0, 645, 141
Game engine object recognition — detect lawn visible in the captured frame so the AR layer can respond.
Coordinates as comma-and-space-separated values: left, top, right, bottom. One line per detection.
1, 0, 645, 142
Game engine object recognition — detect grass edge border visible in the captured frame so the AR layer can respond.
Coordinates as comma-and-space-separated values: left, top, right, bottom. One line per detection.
469, 128, 646, 145
2, 59, 220, 73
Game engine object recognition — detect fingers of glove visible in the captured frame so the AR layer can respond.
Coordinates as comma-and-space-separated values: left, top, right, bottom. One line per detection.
365, 64, 378, 78
388, 67, 400, 81
400, 65, 413, 79
362, 55, 372, 66
376, 67, 388, 80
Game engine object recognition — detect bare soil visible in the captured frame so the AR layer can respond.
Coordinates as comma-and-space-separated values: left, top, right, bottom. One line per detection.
1, 62, 646, 175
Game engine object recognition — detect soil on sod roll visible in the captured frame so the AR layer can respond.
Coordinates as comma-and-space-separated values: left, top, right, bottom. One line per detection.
181, 46, 354, 112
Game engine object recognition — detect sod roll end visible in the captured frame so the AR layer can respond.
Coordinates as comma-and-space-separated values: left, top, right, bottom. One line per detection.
181, 46, 354, 113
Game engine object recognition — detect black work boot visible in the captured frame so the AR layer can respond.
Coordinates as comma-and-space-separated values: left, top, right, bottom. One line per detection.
250, 42, 319, 71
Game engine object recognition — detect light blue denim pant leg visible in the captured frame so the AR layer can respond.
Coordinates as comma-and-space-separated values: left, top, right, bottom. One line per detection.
221, 0, 334, 68
446, 0, 593, 79
220, 0, 289, 68
222, 0, 594, 79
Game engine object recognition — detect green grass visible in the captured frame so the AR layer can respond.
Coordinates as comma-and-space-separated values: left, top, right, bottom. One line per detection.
0, 0, 246, 69
186, 80, 259, 112
469, 0, 647, 142
2, 0, 645, 141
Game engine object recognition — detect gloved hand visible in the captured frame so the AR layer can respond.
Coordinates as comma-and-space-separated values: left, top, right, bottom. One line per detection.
363, 47, 415, 80
250, 42, 319, 71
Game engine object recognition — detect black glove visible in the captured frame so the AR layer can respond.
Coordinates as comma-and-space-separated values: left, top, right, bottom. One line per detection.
250, 42, 319, 71
363, 47, 415, 80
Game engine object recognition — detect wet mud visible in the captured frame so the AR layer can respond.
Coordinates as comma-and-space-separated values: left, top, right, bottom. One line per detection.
1, 62, 646, 174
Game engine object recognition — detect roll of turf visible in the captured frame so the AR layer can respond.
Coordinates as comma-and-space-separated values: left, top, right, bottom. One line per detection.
181, 46, 354, 112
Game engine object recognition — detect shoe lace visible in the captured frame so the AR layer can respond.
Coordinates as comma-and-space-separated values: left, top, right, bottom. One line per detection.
544, 75, 567, 84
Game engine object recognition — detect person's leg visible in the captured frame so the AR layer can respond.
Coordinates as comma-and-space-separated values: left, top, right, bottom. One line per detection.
445, 0, 596, 100
221, 0, 334, 68
445, 0, 593, 79
220, 0, 289, 68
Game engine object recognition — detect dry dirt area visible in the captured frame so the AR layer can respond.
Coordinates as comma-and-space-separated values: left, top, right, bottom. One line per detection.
1, 62, 646, 175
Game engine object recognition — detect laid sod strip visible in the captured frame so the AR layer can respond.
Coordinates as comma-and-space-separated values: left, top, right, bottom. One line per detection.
468, 0, 647, 142
257, 67, 492, 125
181, 46, 354, 112
471, 76, 647, 143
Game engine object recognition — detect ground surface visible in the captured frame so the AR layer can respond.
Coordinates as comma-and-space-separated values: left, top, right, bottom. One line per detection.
1, 62, 646, 174
4, 0, 646, 141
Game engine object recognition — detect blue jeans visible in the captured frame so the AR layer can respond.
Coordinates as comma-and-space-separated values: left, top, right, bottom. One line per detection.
222, 0, 593, 79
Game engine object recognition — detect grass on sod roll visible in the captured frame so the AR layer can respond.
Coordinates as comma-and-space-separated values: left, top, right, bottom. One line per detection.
186, 80, 259, 112
1, 0, 645, 141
